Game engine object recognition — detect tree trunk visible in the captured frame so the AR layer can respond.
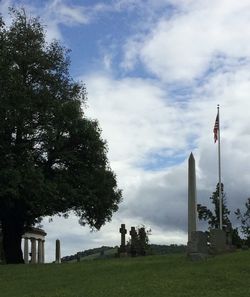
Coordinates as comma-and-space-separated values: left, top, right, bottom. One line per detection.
1, 218, 24, 264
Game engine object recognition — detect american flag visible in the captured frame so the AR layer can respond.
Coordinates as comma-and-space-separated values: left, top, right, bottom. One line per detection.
213, 113, 219, 143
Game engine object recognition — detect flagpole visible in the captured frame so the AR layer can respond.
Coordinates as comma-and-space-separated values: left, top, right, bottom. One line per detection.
217, 104, 223, 230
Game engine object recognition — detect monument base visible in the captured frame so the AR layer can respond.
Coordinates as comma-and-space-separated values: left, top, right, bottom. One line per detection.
187, 252, 209, 261
187, 231, 208, 254
119, 252, 128, 258
187, 231, 209, 261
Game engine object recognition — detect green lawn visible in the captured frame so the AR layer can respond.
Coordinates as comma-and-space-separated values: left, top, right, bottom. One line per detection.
0, 251, 250, 297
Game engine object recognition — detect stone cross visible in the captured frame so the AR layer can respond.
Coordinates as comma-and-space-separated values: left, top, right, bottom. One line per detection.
138, 227, 147, 256
55, 239, 61, 264
119, 224, 127, 252
130, 227, 137, 257
188, 153, 197, 242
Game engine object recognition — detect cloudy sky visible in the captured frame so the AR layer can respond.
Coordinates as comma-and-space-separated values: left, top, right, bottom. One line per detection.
1, 0, 250, 262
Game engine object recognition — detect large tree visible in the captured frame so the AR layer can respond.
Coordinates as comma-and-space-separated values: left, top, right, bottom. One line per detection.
0, 10, 122, 264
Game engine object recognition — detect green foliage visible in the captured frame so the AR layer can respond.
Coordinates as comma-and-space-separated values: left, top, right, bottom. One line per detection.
197, 183, 231, 229
235, 198, 250, 246
1, 252, 250, 296
231, 228, 243, 248
0, 9, 121, 263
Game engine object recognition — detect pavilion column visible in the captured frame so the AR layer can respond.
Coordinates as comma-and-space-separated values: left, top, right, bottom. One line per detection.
24, 238, 29, 264
31, 238, 37, 264
42, 240, 45, 263
38, 239, 43, 264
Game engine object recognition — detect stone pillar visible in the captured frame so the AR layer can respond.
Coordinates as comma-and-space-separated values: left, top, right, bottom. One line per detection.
31, 238, 37, 264
55, 239, 61, 264
130, 227, 137, 257
41, 240, 45, 263
38, 239, 43, 264
24, 238, 29, 264
119, 224, 127, 253
188, 153, 197, 242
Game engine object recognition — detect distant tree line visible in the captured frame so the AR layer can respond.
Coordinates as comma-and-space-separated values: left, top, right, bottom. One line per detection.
61, 244, 187, 262
61, 246, 114, 262
149, 244, 187, 255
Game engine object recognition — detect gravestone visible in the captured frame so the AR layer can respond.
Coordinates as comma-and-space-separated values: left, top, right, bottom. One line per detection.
119, 224, 127, 254
55, 239, 61, 264
242, 245, 249, 251
130, 227, 137, 257
76, 252, 81, 262
225, 225, 233, 247
209, 229, 226, 254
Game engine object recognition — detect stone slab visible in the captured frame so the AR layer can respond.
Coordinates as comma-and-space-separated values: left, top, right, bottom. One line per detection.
209, 229, 227, 254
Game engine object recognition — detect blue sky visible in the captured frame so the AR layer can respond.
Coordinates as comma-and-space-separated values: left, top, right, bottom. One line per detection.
2, 0, 250, 261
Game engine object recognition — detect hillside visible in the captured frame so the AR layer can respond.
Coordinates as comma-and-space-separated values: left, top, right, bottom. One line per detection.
0, 251, 250, 296
61, 244, 187, 262
61, 246, 116, 262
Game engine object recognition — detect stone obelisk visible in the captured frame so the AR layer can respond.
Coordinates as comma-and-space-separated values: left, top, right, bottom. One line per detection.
188, 152, 197, 242
55, 239, 61, 264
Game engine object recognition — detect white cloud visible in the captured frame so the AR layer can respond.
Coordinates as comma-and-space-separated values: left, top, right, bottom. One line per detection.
84, 74, 192, 165
122, 0, 250, 82
0, 0, 91, 41
51, 1, 89, 25
0, 0, 13, 25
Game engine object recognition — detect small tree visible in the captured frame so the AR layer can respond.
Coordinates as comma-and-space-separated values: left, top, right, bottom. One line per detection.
235, 198, 250, 246
197, 183, 231, 229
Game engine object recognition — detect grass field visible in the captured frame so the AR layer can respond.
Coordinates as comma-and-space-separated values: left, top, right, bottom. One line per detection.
0, 251, 250, 297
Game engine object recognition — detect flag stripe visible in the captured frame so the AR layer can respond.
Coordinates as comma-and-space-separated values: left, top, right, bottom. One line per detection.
213, 113, 219, 143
